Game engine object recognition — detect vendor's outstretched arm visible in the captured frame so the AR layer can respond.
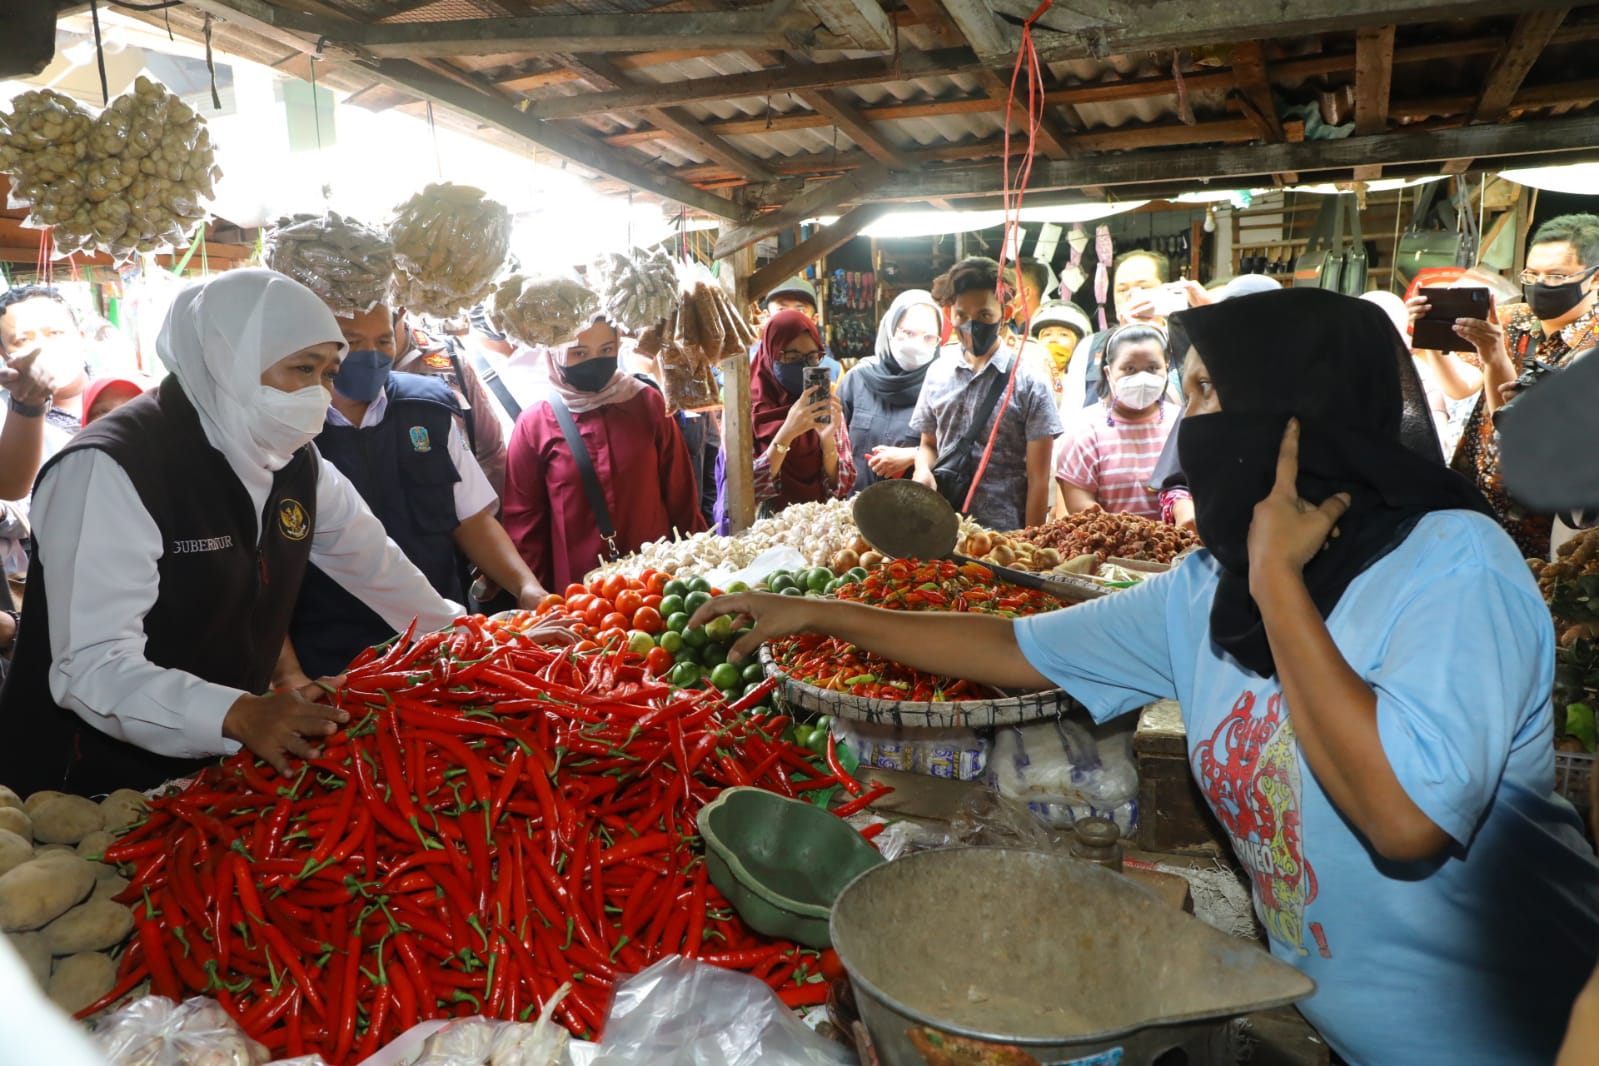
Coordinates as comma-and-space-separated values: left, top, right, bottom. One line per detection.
1250, 421, 1450, 864
691, 594, 1054, 692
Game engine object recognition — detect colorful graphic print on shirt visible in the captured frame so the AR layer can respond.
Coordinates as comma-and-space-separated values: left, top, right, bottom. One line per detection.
1191, 689, 1325, 957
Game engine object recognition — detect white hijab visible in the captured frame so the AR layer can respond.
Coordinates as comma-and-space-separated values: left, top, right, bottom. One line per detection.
156, 269, 348, 526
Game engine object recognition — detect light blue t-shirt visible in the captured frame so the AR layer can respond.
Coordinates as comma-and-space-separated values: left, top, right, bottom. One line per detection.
1016, 510, 1599, 1065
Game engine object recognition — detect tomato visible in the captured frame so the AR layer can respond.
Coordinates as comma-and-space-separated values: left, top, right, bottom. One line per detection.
614, 590, 644, 617
601, 574, 629, 603
818, 948, 845, 981
644, 571, 669, 596
587, 577, 606, 596
564, 583, 587, 600
645, 646, 674, 676
601, 611, 631, 632
537, 593, 565, 614
597, 626, 627, 646
632, 606, 665, 634
573, 640, 600, 653
566, 593, 591, 614
583, 600, 612, 628
642, 594, 663, 611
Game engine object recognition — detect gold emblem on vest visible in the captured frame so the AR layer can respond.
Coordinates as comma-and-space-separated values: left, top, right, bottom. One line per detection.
278, 499, 310, 541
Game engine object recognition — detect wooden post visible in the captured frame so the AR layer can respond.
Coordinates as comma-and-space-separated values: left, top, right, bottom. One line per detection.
720, 352, 757, 533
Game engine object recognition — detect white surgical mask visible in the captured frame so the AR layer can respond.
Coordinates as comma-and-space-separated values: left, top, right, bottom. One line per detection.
247, 384, 331, 470
890, 337, 936, 371
1112, 370, 1166, 412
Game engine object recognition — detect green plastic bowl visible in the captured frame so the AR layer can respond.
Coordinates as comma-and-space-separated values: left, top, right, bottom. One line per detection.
697, 786, 885, 949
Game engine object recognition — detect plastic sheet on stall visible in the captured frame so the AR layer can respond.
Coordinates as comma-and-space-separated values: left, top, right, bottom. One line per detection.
91, 995, 269, 1066
589, 956, 851, 1066
704, 546, 807, 591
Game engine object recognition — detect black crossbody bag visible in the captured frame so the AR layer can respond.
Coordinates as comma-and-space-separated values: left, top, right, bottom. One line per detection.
548, 396, 620, 560
930, 369, 1010, 514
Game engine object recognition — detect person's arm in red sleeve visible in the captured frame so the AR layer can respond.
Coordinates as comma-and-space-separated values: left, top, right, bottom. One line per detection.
500, 412, 554, 592
654, 396, 709, 534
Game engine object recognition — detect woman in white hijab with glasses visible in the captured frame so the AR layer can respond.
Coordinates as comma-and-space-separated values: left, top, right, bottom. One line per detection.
0, 269, 462, 796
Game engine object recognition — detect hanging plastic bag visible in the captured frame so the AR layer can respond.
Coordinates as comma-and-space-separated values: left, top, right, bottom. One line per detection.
589, 956, 851, 1066
988, 716, 1140, 834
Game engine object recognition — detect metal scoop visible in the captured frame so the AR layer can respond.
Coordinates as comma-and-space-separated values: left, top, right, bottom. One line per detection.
851, 481, 1104, 603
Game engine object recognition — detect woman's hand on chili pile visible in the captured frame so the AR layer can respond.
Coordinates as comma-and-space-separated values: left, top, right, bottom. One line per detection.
690, 591, 829, 664
1247, 419, 1352, 593
222, 690, 351, 775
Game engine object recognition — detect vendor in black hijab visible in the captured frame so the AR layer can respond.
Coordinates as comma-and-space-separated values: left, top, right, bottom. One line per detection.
838, 289, 942, 490
700, 288, 1599, 1066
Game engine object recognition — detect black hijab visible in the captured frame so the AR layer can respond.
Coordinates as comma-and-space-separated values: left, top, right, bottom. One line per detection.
1170, 288, 1494, 677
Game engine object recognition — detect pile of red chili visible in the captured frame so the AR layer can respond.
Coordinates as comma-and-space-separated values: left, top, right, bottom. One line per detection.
773, 559, 1064, 700
92, 614, 876, 1062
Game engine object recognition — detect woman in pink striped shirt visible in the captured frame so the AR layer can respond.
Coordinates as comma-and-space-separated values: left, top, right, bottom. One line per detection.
1055, 324, 1178, 520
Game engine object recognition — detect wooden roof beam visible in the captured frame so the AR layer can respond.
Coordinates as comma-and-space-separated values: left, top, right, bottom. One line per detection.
866, 113, 1599, 200
796, 89, 915, 168
560, 53, 780, 184
1475, 9, 1569, 122
714, 164, 891, 256
748, 203, 894, 299
931, 0, 1075, 159
171, 0, 752, 221
1352, 25, 1395, 179
802, 0, 895, 50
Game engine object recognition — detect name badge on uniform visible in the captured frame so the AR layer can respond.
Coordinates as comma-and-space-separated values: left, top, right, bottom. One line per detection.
422, 351, 454, 371
409, 426, 432, 453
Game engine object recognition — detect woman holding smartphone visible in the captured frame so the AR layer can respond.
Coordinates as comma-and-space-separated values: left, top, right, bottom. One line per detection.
712, 309, 855, 531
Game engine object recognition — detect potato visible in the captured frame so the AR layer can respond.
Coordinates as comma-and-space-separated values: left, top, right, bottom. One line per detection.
0, 829, 32, 877
35, 844, 74, 856
30, 795, 105, 845
7, 931, 51, 987
0, 806, 33, 839
0, 785, 22, 812
99, 789, 148, 831
23, 791, 66, 815
0, 854, 95, 931
91, 874, 129, 903
42, 899, 133, 955
75, 830, 113, 862
48, 952, 116, 1015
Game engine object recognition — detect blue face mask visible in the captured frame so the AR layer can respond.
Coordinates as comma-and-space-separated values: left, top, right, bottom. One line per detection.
773, 360, 810, 398
333, 349, 393, 403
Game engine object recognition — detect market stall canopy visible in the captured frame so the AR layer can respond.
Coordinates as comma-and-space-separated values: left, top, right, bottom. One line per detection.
95, 0, 1599, 241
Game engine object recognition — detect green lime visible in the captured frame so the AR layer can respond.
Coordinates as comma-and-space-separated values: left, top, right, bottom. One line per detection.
848, 567, 869, 583
662, 579, 689, 599
705, 614, 734, 643
674, 645, 700, 665
726, 580, 750, 594
806, 567, 833, 593
824, 578, 842, 595
666, 612, 691, 633
687, 575, 713, 594
626, 631, 656, 657
670, 662, 703, 688
768, 575, 795, 594
710, 663, 742, 690
657, 630, 685, 655
805, 728, 830, 755
815, 715, 831, 732
793, 725, 816, 749
658, 594, 686, 619
699, 643, 727, 668
743, 679, 767, 698
685, 590, 714, 615
682, 625, 709, 649
779, 586, 804, 597
743, 662, 765, 683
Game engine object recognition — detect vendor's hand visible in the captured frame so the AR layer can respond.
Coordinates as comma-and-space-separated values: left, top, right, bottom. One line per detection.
690, 591, 829, 664
1171, 497, 1197, 537
0, 346, 63, 408
868, 446, 918, 478
271, 670, 347, 703
1247, 419, 1352, 591
775, 386, 833, 447
223, 690, 350, 776
515, 581, 548, 610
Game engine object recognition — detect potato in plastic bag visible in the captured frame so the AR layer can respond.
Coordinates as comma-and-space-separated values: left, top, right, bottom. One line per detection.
91, 995, 269, 1066
390, 183, 512, 316
265, 212, 396, 317
491, 274, 601, 349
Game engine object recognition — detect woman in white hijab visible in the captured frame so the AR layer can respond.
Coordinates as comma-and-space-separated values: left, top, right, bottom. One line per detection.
0, 269, 461, 796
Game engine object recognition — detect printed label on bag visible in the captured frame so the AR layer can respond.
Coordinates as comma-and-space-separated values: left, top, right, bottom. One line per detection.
1045, 1048, 1123, 1066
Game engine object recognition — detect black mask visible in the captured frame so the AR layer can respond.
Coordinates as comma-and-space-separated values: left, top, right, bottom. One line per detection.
561, 357, 618, 393
958, 319, 1002, 358
773, 360, 809, 398
1523, 266, 1598, 321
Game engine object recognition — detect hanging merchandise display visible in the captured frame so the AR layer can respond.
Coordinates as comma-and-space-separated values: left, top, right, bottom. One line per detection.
389, 183, 512, 316
591, 247, 679, 333
1393, 181, 1480, 290
0, 78, 221, 263
1293, 193, 1367, 295
490, 273, 600, 348
262, 212, 395, 318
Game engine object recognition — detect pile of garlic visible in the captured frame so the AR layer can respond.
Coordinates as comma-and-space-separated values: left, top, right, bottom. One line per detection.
389, 183, 511, 316
0, 78, 220, 262
590, 498, 864, 578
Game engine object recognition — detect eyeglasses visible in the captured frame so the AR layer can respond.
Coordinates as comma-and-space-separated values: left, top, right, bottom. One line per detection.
778, 348, 821, 363
1518, 265, 1599, 286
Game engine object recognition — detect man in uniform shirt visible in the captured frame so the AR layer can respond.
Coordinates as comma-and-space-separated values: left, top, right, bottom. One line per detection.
393, 313, 507, 499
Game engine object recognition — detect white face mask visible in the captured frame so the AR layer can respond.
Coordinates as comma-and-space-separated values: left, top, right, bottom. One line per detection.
247, 384, 331, 469
890, 337, 936, 370
1112, 370, 1166, 412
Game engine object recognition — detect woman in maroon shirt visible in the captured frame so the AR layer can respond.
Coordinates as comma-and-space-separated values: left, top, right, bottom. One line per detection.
502, 316, 706, 590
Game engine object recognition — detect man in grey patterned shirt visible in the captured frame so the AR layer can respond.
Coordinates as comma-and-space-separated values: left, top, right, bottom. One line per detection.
912, 258, 1063, 532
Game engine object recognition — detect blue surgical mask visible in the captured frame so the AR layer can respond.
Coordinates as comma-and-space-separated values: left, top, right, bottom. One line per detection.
333, 349, 393, 403
773, 361, 809, 397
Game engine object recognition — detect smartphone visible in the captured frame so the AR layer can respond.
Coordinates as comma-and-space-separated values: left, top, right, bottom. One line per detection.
1412, 286, 1491, 352
803, 365, 832, 425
